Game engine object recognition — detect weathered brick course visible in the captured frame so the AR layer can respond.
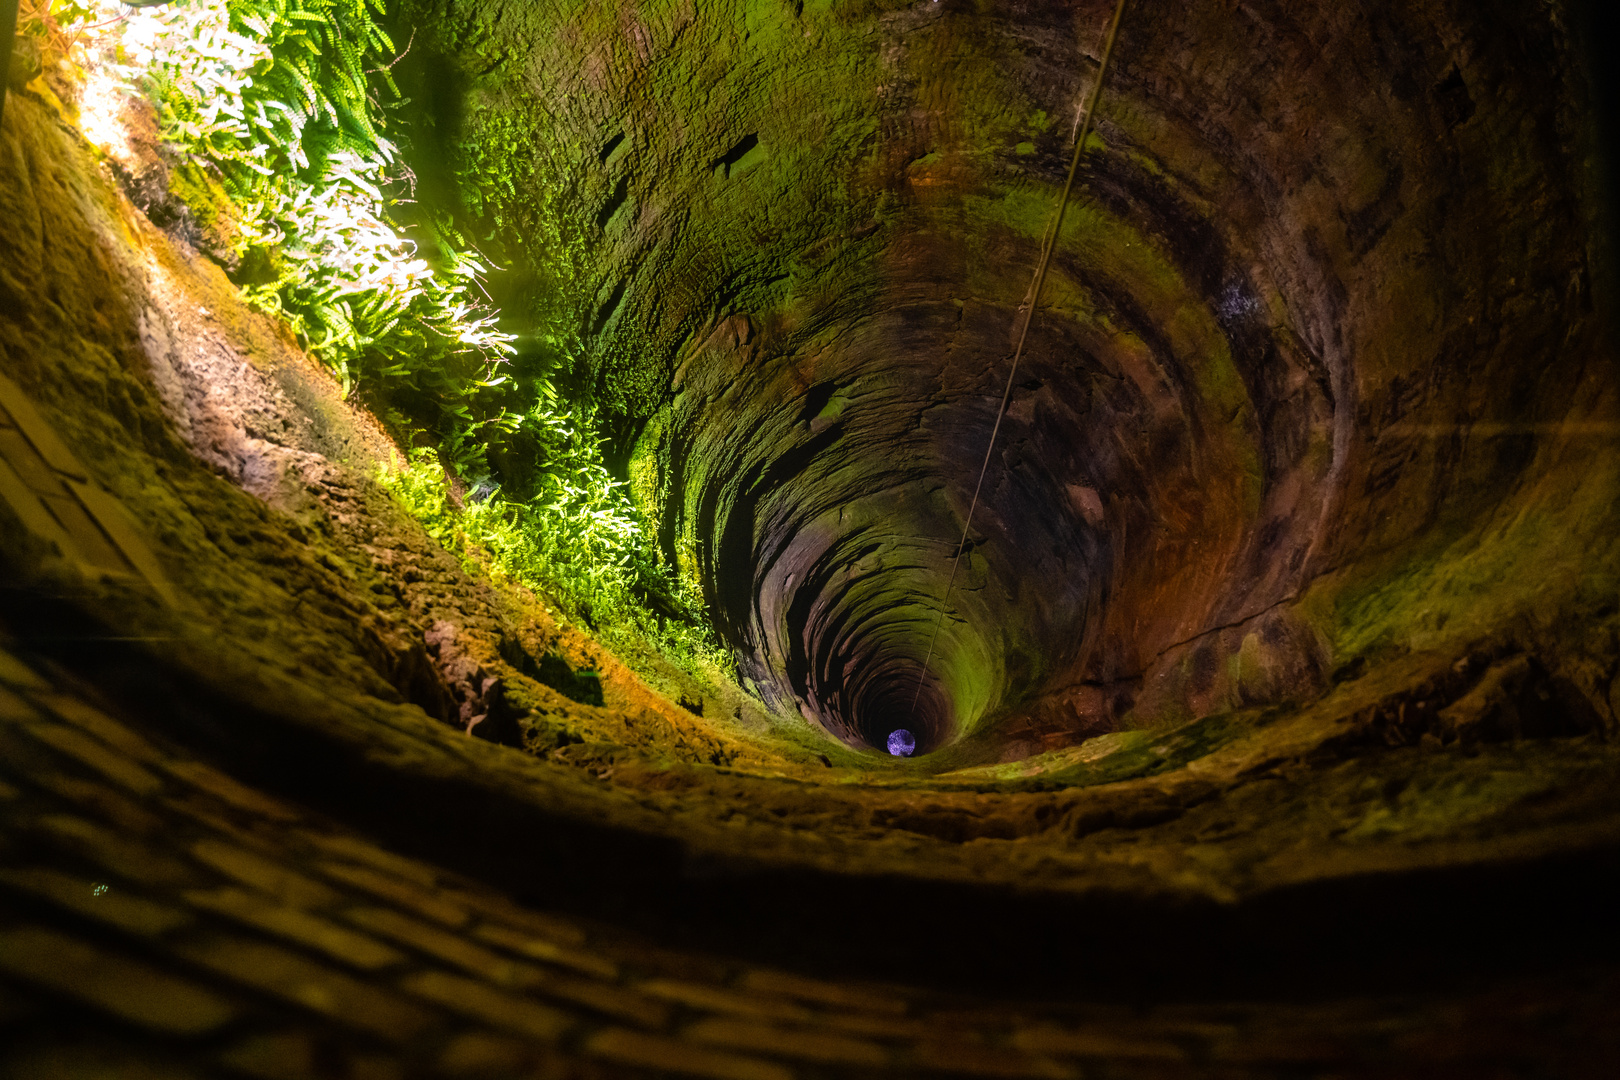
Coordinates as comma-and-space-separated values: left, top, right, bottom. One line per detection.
185, 886, 407, 970
473, 920, 618, 979
23, 722, 165, 795
684, 1017, 889, 1066
0, 922, 237, 1035
909, 1040, 1077, 1079
586, 1027, 795, 1080
401, 970, 572, 1041
638, 979, 814, 1024
738, 969, 907, 1015
1, 866, 192, 936
174, 934, 436, 1040
346, 905, 539, 985
191, 839, 342, 908
319, 860, 471, 927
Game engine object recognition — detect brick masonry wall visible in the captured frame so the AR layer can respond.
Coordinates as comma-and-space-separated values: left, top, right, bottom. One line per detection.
2, 643, 1619, 1079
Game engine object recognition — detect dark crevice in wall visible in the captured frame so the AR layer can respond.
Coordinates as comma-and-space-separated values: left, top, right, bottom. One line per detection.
710, 133, 761, 179
591, 280, 628, 337
596, 174, 630, 231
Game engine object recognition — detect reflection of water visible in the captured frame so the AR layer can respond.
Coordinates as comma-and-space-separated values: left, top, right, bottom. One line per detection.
888, 729, 916, 757
1217, 280, 1263, 322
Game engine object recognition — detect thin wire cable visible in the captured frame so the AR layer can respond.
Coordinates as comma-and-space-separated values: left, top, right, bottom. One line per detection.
909, 0, 1129, 718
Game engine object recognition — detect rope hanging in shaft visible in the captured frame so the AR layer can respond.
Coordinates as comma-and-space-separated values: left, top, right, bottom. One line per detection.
910, 0, 1129, 718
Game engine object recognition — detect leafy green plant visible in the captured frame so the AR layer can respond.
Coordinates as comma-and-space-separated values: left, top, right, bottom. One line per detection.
125, 0, 395, 178
231, 0, 397, 172
94, 0, 517, 473
68, 0, 731, 675
380, 437, 733, 679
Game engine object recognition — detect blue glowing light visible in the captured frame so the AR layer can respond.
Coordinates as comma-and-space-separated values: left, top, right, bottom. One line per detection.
887, 729, 916, 756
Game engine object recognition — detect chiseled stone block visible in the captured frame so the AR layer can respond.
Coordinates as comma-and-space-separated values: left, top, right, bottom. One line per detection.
163, 759, 302, 822
738, 967, 907, 1015
472, 921, 618, 980
909, 1038, 1077, 1079
436, 1030, 537, 1076
637, 978, 813, 1024
301, 831, 441, 887
400, 970, 571, 1042
33, 691, 167, 764
23, 723, 165, 796
184, 887, 406, 971
345, 906, 538, 987
0, 923, 236, 1035
684, 1017, 888, 1066
220, 1032, 406, 1080
318, 860, 470, 927
174, 934, 436, 1041
0, 649, 49, 692
34, 813, 202, 888
0, 866, 192, 937
0, 684, 38, 725
586, 1027, 793, 1080
533, 975, 672, 1030
190, 839, 341, 909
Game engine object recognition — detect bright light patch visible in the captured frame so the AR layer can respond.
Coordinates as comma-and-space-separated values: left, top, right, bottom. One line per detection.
76, 63, 135, 164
